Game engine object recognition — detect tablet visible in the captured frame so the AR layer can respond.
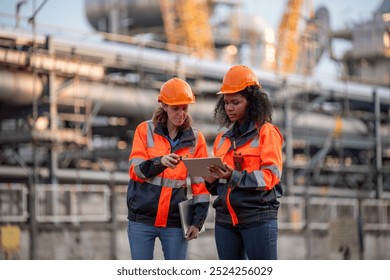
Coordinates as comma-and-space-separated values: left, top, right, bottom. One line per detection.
178, 198, 205, 238
182, 157, 225, 177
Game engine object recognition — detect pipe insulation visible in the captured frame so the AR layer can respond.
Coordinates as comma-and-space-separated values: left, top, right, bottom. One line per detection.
0, 70, 43, 105
0, 70, 386, 137
0, 28, 389, 105
0, 69, 157, 118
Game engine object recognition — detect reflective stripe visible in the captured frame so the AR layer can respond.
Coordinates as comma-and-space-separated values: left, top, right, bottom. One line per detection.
134, 165, 147, 179
189, 130, 198, 154
216, 136, 226, 150
146, 121, 155, 148
193, 193, 210, 203
190, 176, 205, 184
130, 158, 147, 179
147, 176, 187, 188
253, 170, 266, 186
129, 158, 144, 166
250, 136, 259, 148
261, 164, 282, 179
253, 165, 281, 187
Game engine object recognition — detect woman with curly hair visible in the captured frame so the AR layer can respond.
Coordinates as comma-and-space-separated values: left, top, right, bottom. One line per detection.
204, 65, 284, 260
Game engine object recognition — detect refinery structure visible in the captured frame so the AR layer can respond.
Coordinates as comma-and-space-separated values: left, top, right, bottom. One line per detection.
0, 0, 390, 260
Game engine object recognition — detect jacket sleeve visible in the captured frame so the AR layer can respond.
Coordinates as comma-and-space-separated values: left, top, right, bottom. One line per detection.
128, 123, 167, 181
206, 132, 223, 195
205, 180, 219, 195
190, 131, 211, 229
228, 125, 284, 191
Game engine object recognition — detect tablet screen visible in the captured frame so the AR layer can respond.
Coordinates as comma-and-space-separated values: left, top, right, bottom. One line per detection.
182, 157, 225, 177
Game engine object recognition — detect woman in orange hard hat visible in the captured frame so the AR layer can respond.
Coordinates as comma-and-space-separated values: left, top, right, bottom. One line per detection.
204, 65, 284, 260
127, 77, 210, 260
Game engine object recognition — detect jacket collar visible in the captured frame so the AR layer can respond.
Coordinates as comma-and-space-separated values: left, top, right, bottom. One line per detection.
223, 120, 258, 139
154, 121, 196, 152
223, 120, 259, 151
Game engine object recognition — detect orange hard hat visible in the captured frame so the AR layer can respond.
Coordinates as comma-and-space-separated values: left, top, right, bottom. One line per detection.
158, 78, 195, 105
218, 65, 261, 94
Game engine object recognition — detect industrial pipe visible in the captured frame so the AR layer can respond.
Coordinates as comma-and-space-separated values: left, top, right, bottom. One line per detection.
0, 69, 386, 138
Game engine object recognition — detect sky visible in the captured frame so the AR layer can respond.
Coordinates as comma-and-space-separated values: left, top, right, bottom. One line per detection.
0, 0, 382, 32
0, 0, 384, 78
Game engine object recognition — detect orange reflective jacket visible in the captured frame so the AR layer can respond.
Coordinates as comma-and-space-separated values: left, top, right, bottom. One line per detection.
127, 120, 210, 228
209, 121, 283, 226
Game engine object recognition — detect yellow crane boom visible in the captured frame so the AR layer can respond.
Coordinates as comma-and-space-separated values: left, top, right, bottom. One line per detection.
274, 0, 304, 74
159, 0, 215, 59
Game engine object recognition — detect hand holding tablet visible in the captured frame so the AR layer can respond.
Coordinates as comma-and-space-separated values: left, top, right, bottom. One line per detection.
182, 157, 226, 177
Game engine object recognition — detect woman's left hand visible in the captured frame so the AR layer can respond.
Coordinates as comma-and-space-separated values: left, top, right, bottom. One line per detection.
208, 162, 233, 181
185, 225, 200, 241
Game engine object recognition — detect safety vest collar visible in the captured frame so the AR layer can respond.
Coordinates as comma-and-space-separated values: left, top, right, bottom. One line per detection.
153, 121, 197, 152
222, 120, 260, 152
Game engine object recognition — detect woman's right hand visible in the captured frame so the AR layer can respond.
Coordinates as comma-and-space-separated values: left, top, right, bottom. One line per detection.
203, 174, 216, 184
161, 153, 180, 168
208, 163, 233, 181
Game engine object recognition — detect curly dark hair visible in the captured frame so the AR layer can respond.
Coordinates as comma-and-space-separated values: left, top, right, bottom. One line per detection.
213, 85, 273, 128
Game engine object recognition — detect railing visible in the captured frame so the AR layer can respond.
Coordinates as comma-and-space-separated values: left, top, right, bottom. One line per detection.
1, 184, 390, 232
0, 184, 29, 222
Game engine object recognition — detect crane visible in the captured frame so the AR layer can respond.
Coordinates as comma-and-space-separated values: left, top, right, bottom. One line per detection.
274, 0, 314, 74
159, 0, 215, 59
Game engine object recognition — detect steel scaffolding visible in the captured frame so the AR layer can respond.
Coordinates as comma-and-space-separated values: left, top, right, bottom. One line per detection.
0, 22, 389, 259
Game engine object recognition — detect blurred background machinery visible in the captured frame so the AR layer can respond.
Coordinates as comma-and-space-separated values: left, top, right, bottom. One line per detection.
330, 0, 390, 86
0, 0, 389, 260
273, 0, 330, 75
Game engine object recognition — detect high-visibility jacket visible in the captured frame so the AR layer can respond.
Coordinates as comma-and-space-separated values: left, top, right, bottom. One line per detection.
208, 121, 283, 226
127, 120, 210, 228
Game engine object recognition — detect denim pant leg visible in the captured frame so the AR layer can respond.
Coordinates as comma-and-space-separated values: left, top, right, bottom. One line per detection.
215, 224, 246, 260
159, 227, 188, 260
241, 220, 278, 260
127, 221, 157, 260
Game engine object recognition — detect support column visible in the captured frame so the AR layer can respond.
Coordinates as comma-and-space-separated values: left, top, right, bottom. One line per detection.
374, 90, 383, 199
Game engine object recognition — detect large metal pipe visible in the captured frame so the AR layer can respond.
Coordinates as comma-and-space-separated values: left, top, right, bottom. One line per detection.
0, 28, 389, 105
0, 69, 157, 118
0, 29, 389, 140
85, 0, 163, 31
0, 70, 43, 105
0, 69, 387, 138
83, 0, 265, 43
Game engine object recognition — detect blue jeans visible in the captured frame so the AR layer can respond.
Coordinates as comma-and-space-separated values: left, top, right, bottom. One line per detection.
214, 220, 278, 260
127, 220, 188, 260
